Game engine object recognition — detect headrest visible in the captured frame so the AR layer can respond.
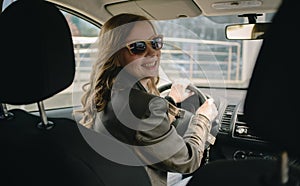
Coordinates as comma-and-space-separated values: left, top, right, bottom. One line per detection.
0, 0, 75, 105
244, 0, 299, 156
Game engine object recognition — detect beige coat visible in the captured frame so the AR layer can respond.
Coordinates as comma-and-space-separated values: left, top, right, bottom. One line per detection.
93, 81, 213, 186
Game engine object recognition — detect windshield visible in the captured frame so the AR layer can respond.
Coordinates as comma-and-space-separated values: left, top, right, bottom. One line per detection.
155, 14, 274, 89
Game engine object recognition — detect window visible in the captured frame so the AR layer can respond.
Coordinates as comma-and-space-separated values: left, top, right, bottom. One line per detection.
41, 11, 100, 111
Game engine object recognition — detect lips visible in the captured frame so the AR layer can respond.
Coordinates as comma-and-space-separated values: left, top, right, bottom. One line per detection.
141, 57, 158, 69
143, 61, 156, 67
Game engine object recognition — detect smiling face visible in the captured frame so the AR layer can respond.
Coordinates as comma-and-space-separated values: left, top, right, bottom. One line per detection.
120, 21, 161, 80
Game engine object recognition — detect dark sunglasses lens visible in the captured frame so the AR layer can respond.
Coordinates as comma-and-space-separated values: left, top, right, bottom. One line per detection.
151, 37, 163, 49
129, 41, 147, 54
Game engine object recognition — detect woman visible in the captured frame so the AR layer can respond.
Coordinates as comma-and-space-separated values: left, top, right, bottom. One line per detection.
77, 13, 218, 186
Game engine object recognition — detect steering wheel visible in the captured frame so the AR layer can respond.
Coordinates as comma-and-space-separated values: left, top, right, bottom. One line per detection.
158, 82, 208, 113
158, 82, 219, 152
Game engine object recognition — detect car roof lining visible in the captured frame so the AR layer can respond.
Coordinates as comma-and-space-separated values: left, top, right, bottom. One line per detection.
46, 0, 282, 25
194, 0, 282, 16
105, 0, 202, 20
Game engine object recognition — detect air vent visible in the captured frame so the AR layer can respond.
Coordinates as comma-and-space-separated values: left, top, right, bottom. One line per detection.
233, 113, 263, 141
220, 104, 236, 133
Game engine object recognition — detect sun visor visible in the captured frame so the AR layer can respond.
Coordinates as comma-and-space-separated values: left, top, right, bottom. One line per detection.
106, 0, 202, 20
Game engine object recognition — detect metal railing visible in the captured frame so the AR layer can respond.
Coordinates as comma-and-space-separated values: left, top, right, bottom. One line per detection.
73, 36, 242, 87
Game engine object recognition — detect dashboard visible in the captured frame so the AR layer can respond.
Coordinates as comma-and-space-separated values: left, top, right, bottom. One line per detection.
204, 88, 281, 162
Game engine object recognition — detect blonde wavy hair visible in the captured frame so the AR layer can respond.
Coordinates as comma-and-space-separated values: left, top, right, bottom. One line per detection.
77, 13, 160, 128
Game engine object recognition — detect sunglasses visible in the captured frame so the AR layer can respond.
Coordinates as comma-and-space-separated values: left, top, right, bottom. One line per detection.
126, 35, 163, 55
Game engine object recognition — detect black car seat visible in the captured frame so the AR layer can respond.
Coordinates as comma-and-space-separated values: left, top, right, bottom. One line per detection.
187, 0, 300, 185
0, 0, 151, 185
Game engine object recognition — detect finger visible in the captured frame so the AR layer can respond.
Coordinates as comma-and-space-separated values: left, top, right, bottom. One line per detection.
185, 91, 194, 97
207, 98, 214, 104
173, 78, 191, 88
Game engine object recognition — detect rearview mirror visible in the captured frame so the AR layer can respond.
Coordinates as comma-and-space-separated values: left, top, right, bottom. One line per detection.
225, 23, 271, 40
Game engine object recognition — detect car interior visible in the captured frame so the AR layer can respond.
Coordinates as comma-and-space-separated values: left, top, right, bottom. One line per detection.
0, 0, 299, 185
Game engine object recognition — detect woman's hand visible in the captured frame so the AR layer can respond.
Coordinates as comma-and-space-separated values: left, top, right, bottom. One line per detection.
195, 98, 218, 122
168, 79, 193, 103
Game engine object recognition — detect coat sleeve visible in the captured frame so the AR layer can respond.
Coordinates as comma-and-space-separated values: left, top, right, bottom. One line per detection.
134, 96, 212, 174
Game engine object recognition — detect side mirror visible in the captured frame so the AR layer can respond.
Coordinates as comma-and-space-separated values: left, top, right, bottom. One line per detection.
225, 23, 271, 40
